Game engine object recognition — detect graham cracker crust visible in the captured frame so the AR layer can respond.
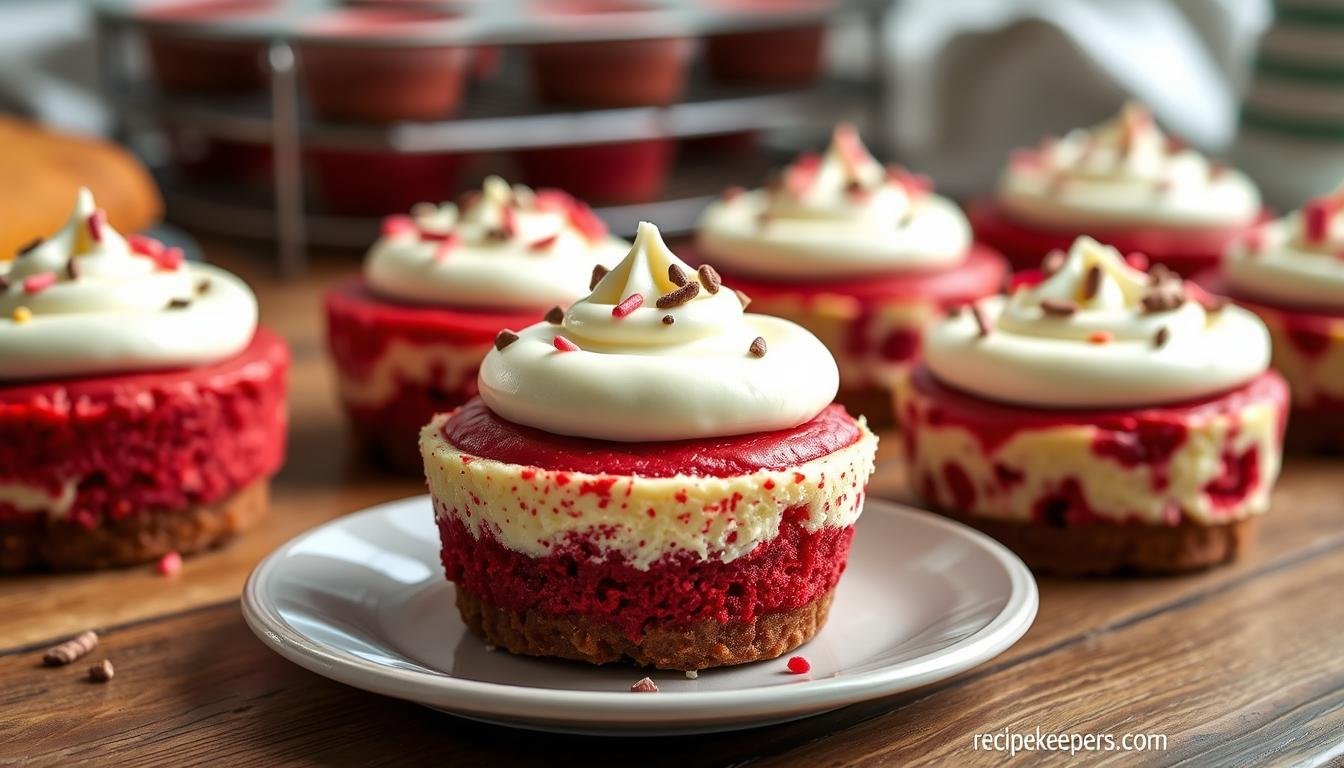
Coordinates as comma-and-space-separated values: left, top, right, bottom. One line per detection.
0, 480, 270, 572
456, 588, 835, 671
942, 509, 1257, 576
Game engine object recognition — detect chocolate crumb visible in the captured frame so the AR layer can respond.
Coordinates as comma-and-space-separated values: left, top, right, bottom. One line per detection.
1082, 265, 1102, 300
1039, 298, 1077, 317
16, 239, 41, 258
1141, 287, 1185, 313
630, 677, 659, 693
167, 298, 191, 310
661, 314, 675, 325
656, 282, 699, 309
946, 304, 964, 318
196, 278, 211, 295
748, 336, 767, 357
970, 304, 991, 337
43, 630, 98, 666
668, 264, 688, 287
734, 289, 752, 310
88, 659, 114, 683
697, 264, 721, 294
494, 330, 519, 350
544, 306, 565, 324
66, 258, 79, 280
590, 264, 609, 291
1154, 326, 1170, 348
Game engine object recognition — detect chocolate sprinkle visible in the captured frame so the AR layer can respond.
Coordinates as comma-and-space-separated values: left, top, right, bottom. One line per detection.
66, 258, 79, 280
1141, 287, 1185, 313
196, 279, 212, 295
748, 336, 767, 358
1154, 326, 1170, 348
544, 306, 565, 324
668, 264, 688, 287
735, 289, 752, 310
167, 298, 191, 310
661, 314, 675, 325
970, 304, 991, 337
697, 264, 721, 294
1039, 298, 1077, 316
590, 264, 609, 291
16, 239, 41, 258
494, 330, 519, 350
1082, 265, 1102, 300
656, 282, 699, 309
88, 659, 114, 683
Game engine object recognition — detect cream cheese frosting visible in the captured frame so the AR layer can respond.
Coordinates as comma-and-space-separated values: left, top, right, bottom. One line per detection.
997, 102, 1261, 230
365, 176, 629, 311
924, 236, 1270, 409
1225, 188, 1344, 311
477, 222, 840, 442
0, 188, 257, 381
697, 124, 971, 279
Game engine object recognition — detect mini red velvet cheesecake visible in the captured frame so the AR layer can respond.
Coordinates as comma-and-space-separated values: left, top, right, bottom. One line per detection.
1217, 187, 1344, 452
896, 236, 1286, 575
0, 189, 288, 571
696, 125, 1007, 424
326, 177, 628, 474
421, 222, 877, 670
970, 103, 1268, 277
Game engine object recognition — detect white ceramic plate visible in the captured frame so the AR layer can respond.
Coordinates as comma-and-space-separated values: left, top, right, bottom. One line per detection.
242, 495, 1037, 736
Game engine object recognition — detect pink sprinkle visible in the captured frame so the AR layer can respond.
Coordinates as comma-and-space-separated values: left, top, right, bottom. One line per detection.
154, 247, 185, 272
534, 188, 574, 213
23, 272, 56, 294
1124, 252, 1149, 271
553, 336, 580, 352
786, 656, 811, 674
567, 202, 608, 243
381, 214, 416, 237
832, 123, 870, 169
887, 165, 934, 197
499, 206, 517, 238
433, 234, 459, 262
86, 210, 107, 243
1304, 198, 1335, 243
156, 551, 182, 577
128, 234, 165, 257
529, 234, 559, 251
785, 152, 822, 196
612, 293, 644, 318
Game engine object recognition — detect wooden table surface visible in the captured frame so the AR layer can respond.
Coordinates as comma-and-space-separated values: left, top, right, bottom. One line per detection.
4, 244, 1344, 767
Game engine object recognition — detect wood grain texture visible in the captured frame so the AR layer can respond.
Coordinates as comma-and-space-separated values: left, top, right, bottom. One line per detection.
3, 242, 1344, 767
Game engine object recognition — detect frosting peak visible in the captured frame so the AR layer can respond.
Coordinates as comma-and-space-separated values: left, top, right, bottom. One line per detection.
998, 102, 1260, 229
924, 236, 1270, 408
1225, 187, 1344, 311
477, 222, 840, 442
364, 176, 628, 311
0, 188, 257, 381
697, 124, 971, 279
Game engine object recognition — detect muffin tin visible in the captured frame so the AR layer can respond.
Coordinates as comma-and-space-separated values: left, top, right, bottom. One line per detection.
93, 0, 888, 273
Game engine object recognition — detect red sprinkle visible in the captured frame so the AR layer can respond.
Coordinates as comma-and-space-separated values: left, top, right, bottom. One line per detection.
786, 656, 811, 674
381, 214, 416, 237
154, 247, 185, 272
1088, 331, 1114, 345
553, 336, 580, 352
832, 123, 870, 171
568, 202, 608, 243
86, 210, 107, 243
23, 272, 56, 294
156, 551, 182, 577
1304, 198, 1335, 243
1124, 252, 1149, 271
534, 188, 574, 213
612, 293, 644, 318
433, 234, 459, 261
887, 165, 934, 198
529, 234, 559, 251
128, 234, 165, 257
418, 228, 456, 242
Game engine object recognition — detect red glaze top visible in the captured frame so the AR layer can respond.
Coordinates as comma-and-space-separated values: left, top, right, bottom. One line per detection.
442, 398, 863, 478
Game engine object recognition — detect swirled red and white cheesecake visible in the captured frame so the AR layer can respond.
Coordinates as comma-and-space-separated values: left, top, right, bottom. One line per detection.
326, 177, 627, 472
896, 236, 1287, 575
0, 188, 288, 571
695, 125, 1006, 424
970, 102, 1268, 277
1218, 187, 1344, 451
421, 222, 877, 670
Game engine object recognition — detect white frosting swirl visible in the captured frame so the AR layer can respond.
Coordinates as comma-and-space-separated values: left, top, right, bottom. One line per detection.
1225, 189, 1344, 311
998, 102, 1261, 229
365, 176, 629, 311
0, 188, 257, 381
924, 237, 1269, 408
478, 222, 839, 442
697, 124, 971, 279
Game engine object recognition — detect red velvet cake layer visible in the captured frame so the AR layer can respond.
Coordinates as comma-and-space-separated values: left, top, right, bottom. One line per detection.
0, 329, 289, 526
443, 398, 864, 478
438, 505, 853, 641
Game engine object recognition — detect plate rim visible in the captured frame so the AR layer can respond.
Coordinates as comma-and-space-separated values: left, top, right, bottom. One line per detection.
242, 494, 1038, 725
